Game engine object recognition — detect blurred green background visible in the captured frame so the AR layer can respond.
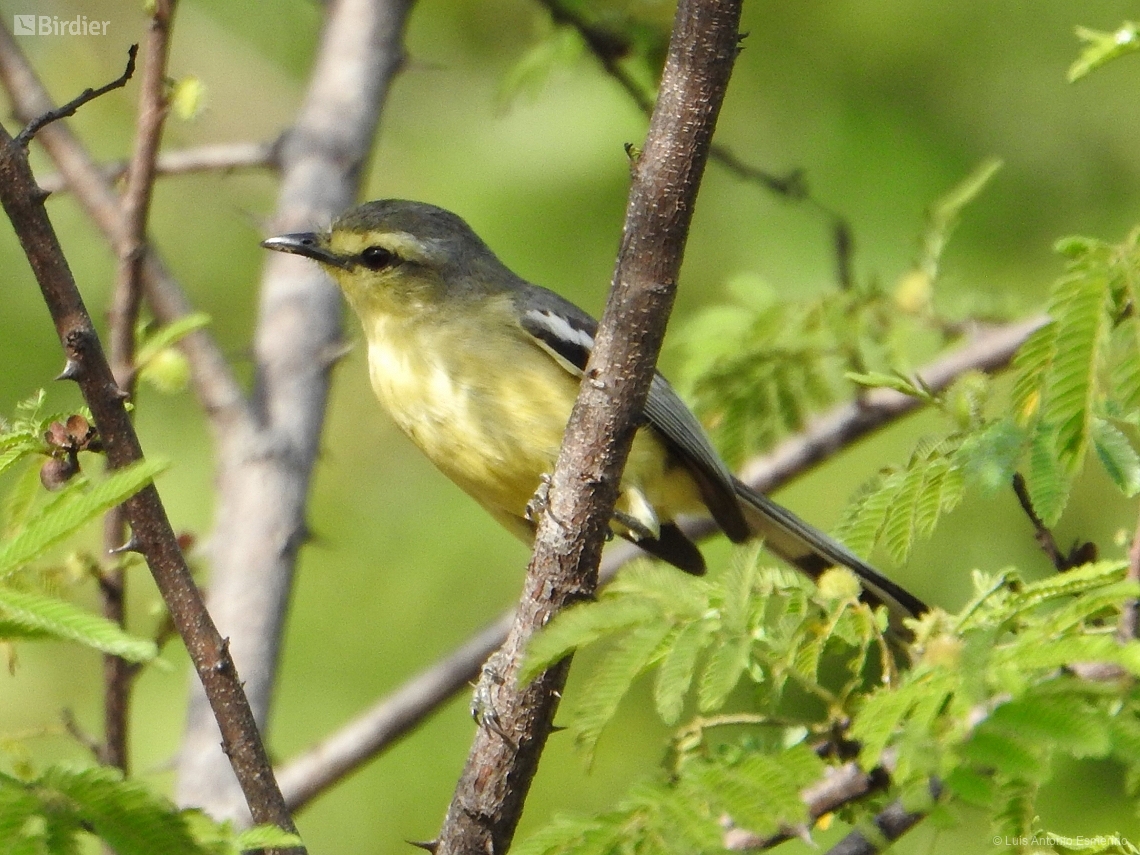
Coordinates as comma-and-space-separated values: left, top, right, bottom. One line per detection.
2, 0, 1139, 852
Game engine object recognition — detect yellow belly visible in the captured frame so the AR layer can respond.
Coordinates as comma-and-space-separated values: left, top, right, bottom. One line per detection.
363, 307, 704, 543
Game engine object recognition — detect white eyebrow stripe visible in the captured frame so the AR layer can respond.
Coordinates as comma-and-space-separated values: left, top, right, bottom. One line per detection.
524, 309, 595, 350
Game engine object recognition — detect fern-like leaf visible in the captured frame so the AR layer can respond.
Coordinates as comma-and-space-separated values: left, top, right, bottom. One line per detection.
1025, 425, 1071, 525
697, 634, 751, 713
654, 620, 711, 725
1092, 417, 1140, 496
571, 621, 673, 759
0, 586, 155, 660
0, 459, 167, 579
521, 598, 658, 683
1043, 274, 1111, 471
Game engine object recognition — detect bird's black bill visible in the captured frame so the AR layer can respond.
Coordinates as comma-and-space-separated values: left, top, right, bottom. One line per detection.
261, 232, 351, 269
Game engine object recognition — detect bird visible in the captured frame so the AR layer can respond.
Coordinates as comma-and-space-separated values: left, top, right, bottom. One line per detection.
261, 199, 926, 621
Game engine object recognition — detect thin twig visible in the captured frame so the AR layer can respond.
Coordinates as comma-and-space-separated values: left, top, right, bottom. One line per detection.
434, 2, 744, 852
110, 0, 176, 391
1011, 472, 1096, 571
272, 315, 1044, 812
13, 45, 137, 147
0, 22, 246, 423
533, 0, 858, 290
100, 0, 179, 779
0, 122, 301, 851
35, 140, 278, 194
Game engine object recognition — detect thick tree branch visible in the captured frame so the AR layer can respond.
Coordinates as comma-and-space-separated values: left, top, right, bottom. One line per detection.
0, 122, 301, 851
272, 314, 1044, 812
435, 2, 743, 853
176, 0, 416, 821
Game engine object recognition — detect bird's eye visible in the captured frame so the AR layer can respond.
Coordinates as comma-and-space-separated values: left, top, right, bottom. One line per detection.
359, 246, 398, 271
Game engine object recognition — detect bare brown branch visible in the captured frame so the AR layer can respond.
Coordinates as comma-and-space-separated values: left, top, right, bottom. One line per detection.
101, 0, 179, 778
534, 0, 831, 216
272, 314, 1044, 812
13, 45, 137, 147
0, 122, 301, 851
35, 140, 277, 195
435, 2, 744, 852
823, 795, 934, 855
1011, 471, 1097, 572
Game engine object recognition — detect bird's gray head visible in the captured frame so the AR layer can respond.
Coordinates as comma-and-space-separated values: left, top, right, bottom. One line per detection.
261, 199, 519, 312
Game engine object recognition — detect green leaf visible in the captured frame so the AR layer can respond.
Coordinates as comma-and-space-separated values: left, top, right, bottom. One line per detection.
697, 634, 751, 713
572, 621, 672, 759
943, 766, 995, 807
991, 778, 1039, 839
957, 418, 1024, 493
18, 764, 207, 855
845, 371, 934, 400
881, 463, 926, 563
1069, 22, 1140, 82
685, 750, 816, 837
134, 313, 211, 369
1026, 424, 1072, 525
962, 729, 1045, 779
833, 472, 894, 558
497, 25, 585, 107
1011, 321, 1056, 422
0, 587, 155, 661
654, 620, 710, 725
919, 157, 1003, 282
521, 598, 658, 683
0, 459, 167, 578
1043, 274, 1111, 471
232, 824, 304, 850
989, 694, 1110, 759
1092, 417, 1140, 496
852, 682, 920, 768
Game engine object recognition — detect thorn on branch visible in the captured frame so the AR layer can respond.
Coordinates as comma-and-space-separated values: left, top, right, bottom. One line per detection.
108, 535, 142, 555
56, 358, 83, 381
407, 840, 439, 853
15, 44, 138, 148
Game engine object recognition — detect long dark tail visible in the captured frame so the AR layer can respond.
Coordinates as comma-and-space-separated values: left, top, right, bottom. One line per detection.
732, 477, 928, 621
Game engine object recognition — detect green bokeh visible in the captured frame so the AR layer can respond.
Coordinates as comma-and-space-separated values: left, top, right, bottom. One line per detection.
2, 0, 1139, 852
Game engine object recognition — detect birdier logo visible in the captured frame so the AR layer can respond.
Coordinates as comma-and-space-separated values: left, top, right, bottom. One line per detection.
13, 15, 110, 36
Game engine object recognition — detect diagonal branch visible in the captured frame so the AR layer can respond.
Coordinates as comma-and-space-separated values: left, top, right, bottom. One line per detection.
0, 121, 302, 852
272, 314, 1044, 813
13, 45, 137, 147
435, 2, 744, 852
